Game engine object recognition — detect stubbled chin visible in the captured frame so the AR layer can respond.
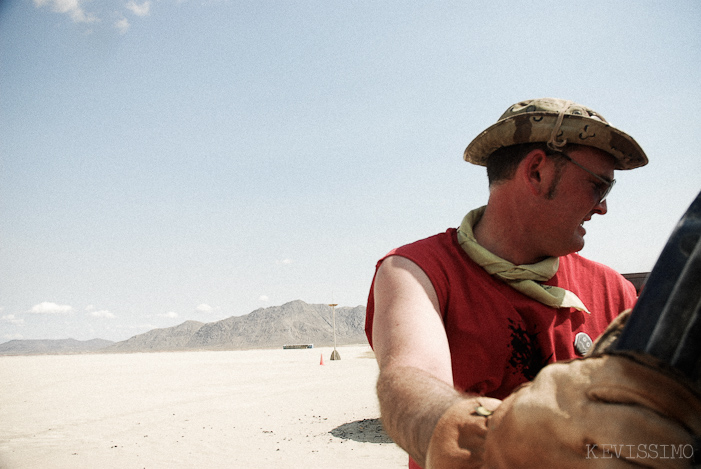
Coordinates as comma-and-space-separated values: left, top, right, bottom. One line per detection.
572, 225, 586, 252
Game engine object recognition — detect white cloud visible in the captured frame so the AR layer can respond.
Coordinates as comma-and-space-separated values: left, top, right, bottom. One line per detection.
29, 302, 73, 314
126, 0, 150, 17
276, 258, 293, 265
158, 311, 178, 318
85, 304, 94, 311
115, 17, 130, 34
258, 295, 269, 302
1, 315, 24, 326
90, 310, 115, 318
32, 0, 151, 34
33, 0, 98, 23
195, 303, 213, 313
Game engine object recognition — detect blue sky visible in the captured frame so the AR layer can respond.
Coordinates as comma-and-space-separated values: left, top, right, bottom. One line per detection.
1, 1, 700, 342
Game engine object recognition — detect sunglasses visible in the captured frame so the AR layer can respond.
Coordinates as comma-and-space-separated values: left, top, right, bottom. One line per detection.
552, 151, 616, 204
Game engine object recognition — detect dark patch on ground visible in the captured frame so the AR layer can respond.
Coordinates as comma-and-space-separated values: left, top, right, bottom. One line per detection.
330, 418, 394, 444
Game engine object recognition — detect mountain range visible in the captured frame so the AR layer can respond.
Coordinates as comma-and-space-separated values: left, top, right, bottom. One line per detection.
0, 300, 368, 355
0, 338, 114, 355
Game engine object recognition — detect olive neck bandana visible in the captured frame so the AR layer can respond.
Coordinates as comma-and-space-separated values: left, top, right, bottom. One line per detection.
456, 206, 590, 314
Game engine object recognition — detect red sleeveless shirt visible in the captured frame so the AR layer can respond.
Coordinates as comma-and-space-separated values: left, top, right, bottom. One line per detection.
365, 228, 637, 399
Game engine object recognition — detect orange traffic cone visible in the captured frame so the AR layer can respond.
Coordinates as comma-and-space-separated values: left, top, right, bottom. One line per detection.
320, 353, 325, 365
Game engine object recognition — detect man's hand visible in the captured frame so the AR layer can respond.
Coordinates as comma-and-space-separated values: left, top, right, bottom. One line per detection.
425, 396, 501, 469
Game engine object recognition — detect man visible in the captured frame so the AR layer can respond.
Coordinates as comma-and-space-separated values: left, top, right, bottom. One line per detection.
365, 99, 701, 468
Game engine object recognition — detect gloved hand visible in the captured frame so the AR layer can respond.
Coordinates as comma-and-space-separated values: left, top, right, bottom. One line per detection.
426, 312, 701, 469
483, 354, 701, 468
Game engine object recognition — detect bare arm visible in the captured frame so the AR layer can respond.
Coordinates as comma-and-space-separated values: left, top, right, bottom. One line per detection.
372, 255, 463, 466
376, 365, 464, 466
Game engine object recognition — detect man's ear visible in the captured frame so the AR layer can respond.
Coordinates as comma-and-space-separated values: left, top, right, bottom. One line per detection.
519, 149, 550, 197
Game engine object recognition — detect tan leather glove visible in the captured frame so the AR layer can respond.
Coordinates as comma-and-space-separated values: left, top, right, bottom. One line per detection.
426, 311, 701, 469
484, 354, 701, 468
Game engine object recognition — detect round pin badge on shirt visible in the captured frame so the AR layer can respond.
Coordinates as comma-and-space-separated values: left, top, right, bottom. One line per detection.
574, 332, 593, 356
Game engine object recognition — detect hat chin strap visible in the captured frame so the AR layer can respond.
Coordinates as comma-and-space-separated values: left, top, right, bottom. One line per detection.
546, 100, 573, 152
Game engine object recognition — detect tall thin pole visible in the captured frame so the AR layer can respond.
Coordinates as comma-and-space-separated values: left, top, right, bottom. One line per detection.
329, 303, 340, 360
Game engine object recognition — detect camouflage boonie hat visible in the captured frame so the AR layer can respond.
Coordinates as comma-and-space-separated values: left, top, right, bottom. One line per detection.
464, 98, 648, 170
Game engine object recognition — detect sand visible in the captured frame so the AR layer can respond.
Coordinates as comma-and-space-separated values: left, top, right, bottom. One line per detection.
0, 345, 407, 469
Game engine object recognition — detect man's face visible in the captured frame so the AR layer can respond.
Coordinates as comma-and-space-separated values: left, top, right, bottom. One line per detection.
539, 146, 616, 257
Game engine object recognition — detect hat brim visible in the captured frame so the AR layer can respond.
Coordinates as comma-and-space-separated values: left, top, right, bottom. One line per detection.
464, 113, 648, 170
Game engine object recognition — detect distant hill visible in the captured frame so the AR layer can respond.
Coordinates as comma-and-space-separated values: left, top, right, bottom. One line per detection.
0, 338, 114, 356
0, 301, 368, 355
103, 320, 206, 353
101, 300, 367, 353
